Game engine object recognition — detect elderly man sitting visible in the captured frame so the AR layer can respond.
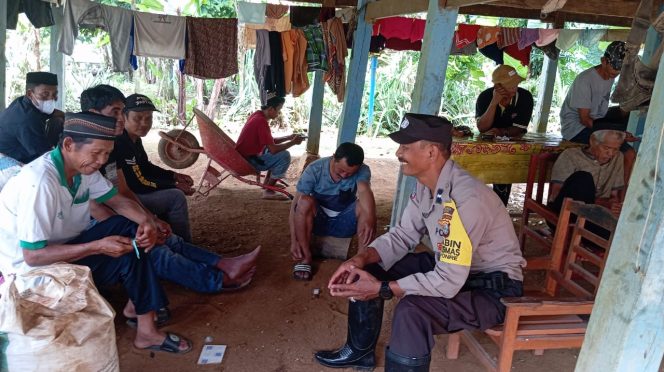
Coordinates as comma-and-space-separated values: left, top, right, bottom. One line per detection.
549, 129, 626, 217
0, 112, 191, 354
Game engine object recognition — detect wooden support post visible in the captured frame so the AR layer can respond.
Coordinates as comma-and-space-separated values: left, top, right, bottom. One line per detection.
337, 0, 372, 145
533, 55, 557, 133
626, 9, 663, 152
574, 51, 664, 372
307, 70, 325, 155
390, 1, 458, 226
50, 5, 65, 111
0, 0, 7, 110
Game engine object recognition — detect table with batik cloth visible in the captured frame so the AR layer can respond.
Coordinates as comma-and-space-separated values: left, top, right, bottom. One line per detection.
451, 133, 583, 184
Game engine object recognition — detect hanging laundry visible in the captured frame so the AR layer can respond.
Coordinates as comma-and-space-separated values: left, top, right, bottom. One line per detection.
290, 6, 321, 27
479, 43, 504, 65
133, 11, 186, 59
241, 15, 291, 49
518, 28, 539, 50
266, 4, 289, 19
319, 7, 336, 23
535, 29, 560, 47
385, 38, 422, 51
185, 17, 238, 79
58, 0, 133, 72
237, 1, 266, 24
476, 26, 501, 49
410, 19, 426, 43
504, 44, 532, 66
450, 42, 477, 56
7, 0, 54, 29
335, 8, 355, 23
534, 41, 560, 60
281, 29, 309, 96
254, 30, 271, 104
370, 35, 386, 53
372, 17, 413, 40
555, 29, 581, 50
301, 24, 328, 72
455, 24, 481, 49
265, 31, 286, 98
580, 29, 607, 48
323, 18, 348, 102
498, 27, 520, 48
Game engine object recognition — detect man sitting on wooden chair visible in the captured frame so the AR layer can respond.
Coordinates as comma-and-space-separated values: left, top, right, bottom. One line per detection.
549, 128, 626, 218
289, 143, 376, 281
235, 93, 305, 200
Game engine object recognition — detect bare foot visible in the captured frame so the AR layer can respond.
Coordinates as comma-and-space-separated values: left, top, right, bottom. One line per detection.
123, 300, 136, 318
216, 245, 261, 280
224, 266, 257, 288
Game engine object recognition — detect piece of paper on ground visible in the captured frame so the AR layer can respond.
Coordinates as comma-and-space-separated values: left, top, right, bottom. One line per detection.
197, 344, 227, 365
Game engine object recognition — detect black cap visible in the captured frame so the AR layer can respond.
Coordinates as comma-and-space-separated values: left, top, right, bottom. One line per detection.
63, 112, 117, 140
124, 94, 159, 112
388, 113, 453, 146
26, 72, 58, 86
604, 41, 626, 70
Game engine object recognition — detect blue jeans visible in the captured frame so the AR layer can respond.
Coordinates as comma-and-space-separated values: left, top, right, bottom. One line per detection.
149, 234, 226, 293
69, 215, 168, 315
137, 188, 192, 242
247, 149, 291, 179
313, 201, 358, 238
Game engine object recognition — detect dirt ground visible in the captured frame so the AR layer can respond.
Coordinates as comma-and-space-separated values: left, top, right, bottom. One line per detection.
110, 130, 580, 372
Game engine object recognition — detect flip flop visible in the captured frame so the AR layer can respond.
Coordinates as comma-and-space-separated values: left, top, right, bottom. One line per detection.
126, 307, 171, 329
142, 332, 192, 354
220, 277, 253, 292
293, 263, 312, 281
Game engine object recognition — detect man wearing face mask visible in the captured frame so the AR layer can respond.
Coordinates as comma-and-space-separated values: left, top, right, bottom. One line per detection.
0, 72, 64, 164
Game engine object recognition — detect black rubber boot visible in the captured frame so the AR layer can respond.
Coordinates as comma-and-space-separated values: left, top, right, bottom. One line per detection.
314, 298, 384, 370
385, 347, 431, 372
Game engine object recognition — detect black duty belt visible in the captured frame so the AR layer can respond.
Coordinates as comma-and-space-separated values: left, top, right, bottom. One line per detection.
461, 271, 511, 291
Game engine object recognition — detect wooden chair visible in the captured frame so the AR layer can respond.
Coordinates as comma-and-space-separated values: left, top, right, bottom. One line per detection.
518, 152, 561, 270
446, 198, 618, 372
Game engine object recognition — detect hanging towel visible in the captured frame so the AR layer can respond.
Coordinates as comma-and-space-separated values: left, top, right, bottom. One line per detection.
385, 38, 422, 51
411, 19, 426, 43
504, 44, 532, 66
323, 17, 348, 102
535, 29, 560, 47
580, 29, 607, 48
476, 26, 501, 49
58, 0, 133, 72
241, 15, 291, 49
281, 29, 309, 96
266, 4, 288, 19
185, 17, 238, 79
302, 24, 328, 72
479, 43, 504, 65
254, 30, 271, 104
518, 28, 539, 50
372, 17, 414, 40
455, 24, 481, 49
555, 29, 581, 50
290, 6, 321, 27
133, 12, 186, 59
498, 27, 520, 48
237, 1, 266, 24
7, 0, 54, 29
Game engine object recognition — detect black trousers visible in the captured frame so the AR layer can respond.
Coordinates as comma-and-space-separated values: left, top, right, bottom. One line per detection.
492, 184, 512, 206
69, 215, 169, 315
366, 253, 522, 358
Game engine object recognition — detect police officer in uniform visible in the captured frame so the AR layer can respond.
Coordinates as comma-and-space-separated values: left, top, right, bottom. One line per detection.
314, 113, 526, 371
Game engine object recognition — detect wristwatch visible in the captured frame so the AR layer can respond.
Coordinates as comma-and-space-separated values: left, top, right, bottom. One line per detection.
379, 281, 394, 300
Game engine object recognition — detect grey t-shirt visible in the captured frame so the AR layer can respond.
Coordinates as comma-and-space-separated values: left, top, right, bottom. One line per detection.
560, 67, 615, 140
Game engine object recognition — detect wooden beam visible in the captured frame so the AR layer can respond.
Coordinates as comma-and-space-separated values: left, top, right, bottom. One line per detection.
0, 0, 6, 110
391, 1, 459, 225
574, 38, 664, 372
484, 0, 641, 17
365, 0, 428, 21
307, 71, 325, 155
533, 46, 558, 133
445, 0, 498, 8
459, 5, 633, 27
337, 0, 372, 145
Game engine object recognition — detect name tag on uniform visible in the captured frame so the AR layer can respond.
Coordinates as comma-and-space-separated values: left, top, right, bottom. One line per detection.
436, 200, 472, 266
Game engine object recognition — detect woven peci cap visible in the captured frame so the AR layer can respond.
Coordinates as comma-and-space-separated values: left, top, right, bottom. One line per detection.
63, 112, 118, 141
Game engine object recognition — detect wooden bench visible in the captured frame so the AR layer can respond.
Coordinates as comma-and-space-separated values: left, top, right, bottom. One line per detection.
447, 199, 618, 372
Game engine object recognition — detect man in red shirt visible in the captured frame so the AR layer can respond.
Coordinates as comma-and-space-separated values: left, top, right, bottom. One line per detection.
236, 95, 305, 200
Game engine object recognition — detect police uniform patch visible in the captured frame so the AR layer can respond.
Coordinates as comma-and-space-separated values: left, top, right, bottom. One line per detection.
437, 200, 472, 266
437, 206, 454, 238
400, 118, 410, 129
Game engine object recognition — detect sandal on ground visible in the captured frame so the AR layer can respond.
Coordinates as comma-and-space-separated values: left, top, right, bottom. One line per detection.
141, 332, 192, 354
126, 307, 171, 329
293, 263, 312, 281
220, 277, 253, 292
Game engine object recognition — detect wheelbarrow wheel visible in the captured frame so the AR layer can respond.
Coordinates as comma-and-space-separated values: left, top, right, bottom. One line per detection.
158, 129, 200, 169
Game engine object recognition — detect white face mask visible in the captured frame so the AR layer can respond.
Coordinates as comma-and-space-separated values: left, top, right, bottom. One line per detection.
32, 98, 56, 115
